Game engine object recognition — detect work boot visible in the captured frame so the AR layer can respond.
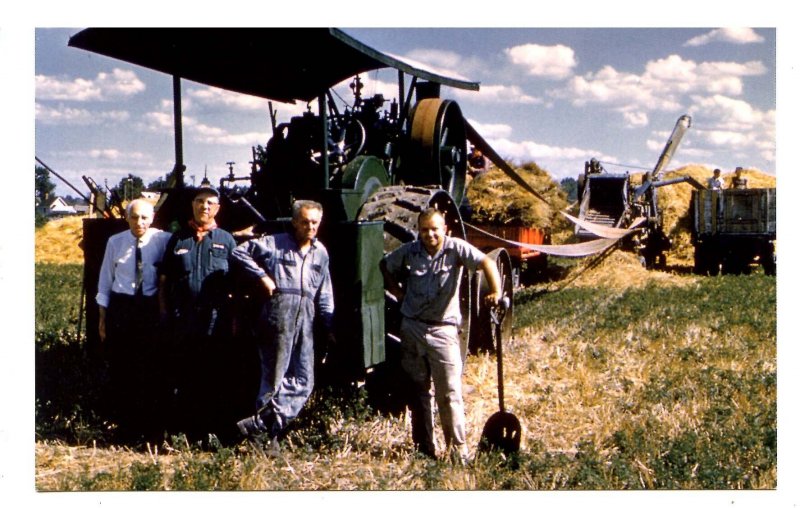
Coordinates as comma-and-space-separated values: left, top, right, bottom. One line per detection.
264, 436, 281, 458
446, 445, 471, 467
236, 415, 265, 439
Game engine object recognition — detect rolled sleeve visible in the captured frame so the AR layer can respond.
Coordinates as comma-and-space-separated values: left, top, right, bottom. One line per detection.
232, 236, 271, 280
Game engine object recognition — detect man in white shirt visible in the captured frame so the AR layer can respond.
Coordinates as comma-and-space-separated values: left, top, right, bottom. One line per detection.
96, 198, 171, 442
708, 168, 725, 191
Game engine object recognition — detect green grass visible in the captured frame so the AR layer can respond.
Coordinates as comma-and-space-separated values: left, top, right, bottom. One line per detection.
35, 263, 777, 490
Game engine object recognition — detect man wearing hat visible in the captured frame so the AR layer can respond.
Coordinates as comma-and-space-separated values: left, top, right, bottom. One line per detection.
159, 185, 237, 439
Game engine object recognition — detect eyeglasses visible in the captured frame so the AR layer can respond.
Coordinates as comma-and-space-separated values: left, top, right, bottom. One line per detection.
193, 198, 220, 206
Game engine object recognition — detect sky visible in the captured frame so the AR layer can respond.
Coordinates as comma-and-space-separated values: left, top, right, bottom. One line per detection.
33, 26, 777, 198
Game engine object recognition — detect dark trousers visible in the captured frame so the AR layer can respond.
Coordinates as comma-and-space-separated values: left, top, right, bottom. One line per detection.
163, 307, 253, 444
105, 292, 165, 442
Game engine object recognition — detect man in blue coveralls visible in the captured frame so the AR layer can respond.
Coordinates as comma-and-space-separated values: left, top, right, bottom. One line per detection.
380, 208, 501, 463
159, 185, 237, 440
234, 200, 334, 455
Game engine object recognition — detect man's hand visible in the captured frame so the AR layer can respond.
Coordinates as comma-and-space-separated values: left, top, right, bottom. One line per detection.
261, 274, 277, 296
386, 286, 405, 303
484, 291, 501, 308
98, 306, 107, 342
479, 256, 503, 309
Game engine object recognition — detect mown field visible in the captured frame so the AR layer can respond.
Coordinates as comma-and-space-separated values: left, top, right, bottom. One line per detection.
34, 241, 777, 492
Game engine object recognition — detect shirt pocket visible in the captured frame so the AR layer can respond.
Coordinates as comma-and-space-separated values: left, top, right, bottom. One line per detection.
307, 262, 324, 290
176, 249, 194, 274
406, 266, 431, 298
209, 245, 229, 271
434, 264, 453, 290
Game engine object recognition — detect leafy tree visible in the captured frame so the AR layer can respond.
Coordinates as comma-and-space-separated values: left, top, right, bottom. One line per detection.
36, 165, 56, 204
112, 174, 145, 201
560, 176, 578, 202
35, 165, 56, 227
146, 171, 174, 191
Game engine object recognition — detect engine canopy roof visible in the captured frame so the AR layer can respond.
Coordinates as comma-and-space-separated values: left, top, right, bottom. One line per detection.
68, 27, 480, 103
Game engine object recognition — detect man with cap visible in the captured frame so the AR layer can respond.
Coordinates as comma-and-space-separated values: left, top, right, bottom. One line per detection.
96, 198, 171, 442
159, 185, 237, 440
732, 167, 749, 189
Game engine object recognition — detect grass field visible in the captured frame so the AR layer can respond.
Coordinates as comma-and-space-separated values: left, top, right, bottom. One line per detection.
33, 246, 777, 491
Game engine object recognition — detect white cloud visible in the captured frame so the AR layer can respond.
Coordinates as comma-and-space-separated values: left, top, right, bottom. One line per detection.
455, 84, 540, 105
191, 122, 266, 146
622, 110, 649, 128
481, 135, 617, 180
36, 68, 145, 101
142, 111, 174, 132
550, 54, 767, 126
35, 103, 130, 125
405, 48, 463, 72
555, 65, 680, 111
687, 94, 775, 165
505, 44, 577, 80
684, 28, 765, 47
391, 49, 474, 82
187, 86, 271, 111
689, 94, 771, 130
60, 148, 150, 163
466, 119, 513, 139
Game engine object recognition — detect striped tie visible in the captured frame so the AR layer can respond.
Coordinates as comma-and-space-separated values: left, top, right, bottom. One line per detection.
135, 241, 143, 295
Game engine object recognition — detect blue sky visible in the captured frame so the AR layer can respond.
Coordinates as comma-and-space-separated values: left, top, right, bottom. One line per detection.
33, 26, 777, 197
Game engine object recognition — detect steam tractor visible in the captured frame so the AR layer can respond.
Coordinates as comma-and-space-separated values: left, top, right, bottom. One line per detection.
575, 114, 705, 268
68, 28, 523, 397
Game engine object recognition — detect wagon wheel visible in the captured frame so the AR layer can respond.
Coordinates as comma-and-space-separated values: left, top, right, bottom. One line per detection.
470, 248, 514, 353
403, 99, 468, 206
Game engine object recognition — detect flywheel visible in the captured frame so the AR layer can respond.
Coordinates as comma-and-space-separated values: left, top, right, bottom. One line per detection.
399, 99, 468, 207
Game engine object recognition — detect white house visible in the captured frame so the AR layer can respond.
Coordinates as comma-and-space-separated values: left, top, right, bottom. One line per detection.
47, 197, 77, 216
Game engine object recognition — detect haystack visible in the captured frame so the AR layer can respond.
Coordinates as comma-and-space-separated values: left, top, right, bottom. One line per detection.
564, 249, 697, 291
35, 216, 84, 264
465, 162, 570, 229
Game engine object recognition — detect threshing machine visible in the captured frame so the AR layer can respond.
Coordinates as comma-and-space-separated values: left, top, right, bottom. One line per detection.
575, 114, 705, 268
69, 28, 535, 395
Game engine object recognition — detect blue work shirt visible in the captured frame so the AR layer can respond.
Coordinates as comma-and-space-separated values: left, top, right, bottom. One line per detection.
160, 226, 237, 335
382, 236, 485, 326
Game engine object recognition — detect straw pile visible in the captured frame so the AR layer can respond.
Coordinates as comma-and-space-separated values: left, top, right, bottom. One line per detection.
35, 216, 85, 264
561, 249, 698, 291
465, 162, 570, 229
